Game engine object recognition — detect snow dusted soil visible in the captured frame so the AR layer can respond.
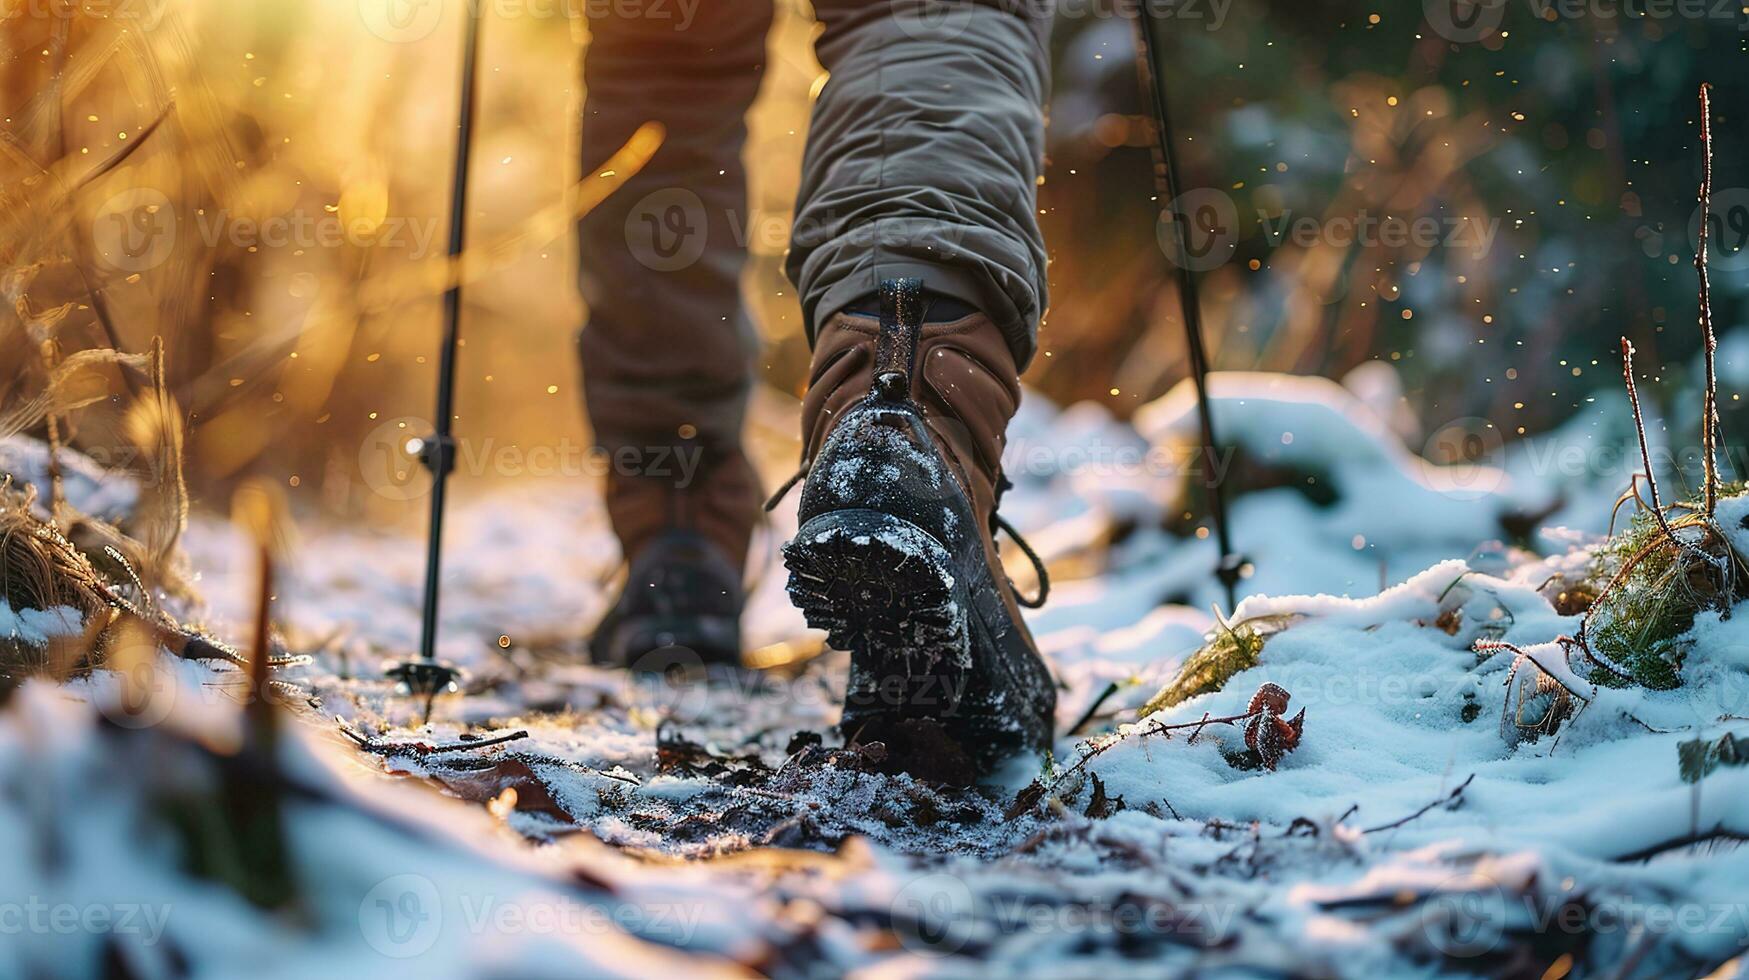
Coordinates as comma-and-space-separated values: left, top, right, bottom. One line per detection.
8, 370, 1749, 977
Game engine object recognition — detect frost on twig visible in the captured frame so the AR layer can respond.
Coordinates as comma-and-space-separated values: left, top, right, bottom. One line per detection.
1696, 83, 1724, 517
1560, 339, 1748, 690
1618, 339, 1693, 559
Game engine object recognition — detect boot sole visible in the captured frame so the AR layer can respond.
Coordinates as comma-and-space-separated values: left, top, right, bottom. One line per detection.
783, 508, 972, 668
787, 508, 1042, 779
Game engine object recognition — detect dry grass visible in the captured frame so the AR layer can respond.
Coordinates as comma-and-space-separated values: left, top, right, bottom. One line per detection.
1, 1, 830, 525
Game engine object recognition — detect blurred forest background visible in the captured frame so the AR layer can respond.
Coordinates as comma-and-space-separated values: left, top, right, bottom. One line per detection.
2, 0, 1747, 525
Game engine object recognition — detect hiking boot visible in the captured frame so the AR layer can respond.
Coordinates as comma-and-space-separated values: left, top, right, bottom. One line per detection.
589, 449, 758, 670
778, 278, 1055, 776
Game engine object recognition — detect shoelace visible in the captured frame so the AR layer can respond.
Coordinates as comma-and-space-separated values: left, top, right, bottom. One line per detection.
765, 460, 1051, 609
762, 461, 809, 513
993, 511, 1050, 609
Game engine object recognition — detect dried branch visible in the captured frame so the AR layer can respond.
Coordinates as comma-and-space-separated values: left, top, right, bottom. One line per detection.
1696, 83, 1722, 517
1618, 338, 1719, 573
1613, 823, 1749, 863
36, 338, 66, 523
1066, 680, 1123, 736
1008, 705, 1275, 819
342, 724, 533, 757
1620, 339, 1680, 539
1362, 773, 1475, 834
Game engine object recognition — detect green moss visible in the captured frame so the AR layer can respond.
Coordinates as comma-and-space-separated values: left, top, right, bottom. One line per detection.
1582, 484, 1748, 690
1140, 614, 1297, 716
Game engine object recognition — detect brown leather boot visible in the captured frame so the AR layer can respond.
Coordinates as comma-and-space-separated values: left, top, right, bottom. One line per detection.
589, 448, 759, 670
779, 278, 1055, 778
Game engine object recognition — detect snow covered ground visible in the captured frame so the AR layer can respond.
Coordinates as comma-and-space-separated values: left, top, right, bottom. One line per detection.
6, 363, 1749, 977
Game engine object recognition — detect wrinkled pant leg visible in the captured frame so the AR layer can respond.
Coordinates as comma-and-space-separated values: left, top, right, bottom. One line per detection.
577, 2, 773, 565
787, 0, 1051, 369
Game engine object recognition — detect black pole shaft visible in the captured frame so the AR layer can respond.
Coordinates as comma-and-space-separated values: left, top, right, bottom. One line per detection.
418, 3, 484, 665
1131, 6, 1240, 611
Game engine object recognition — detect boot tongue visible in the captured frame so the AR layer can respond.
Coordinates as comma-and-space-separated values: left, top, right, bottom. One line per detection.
872, 277, 925, 402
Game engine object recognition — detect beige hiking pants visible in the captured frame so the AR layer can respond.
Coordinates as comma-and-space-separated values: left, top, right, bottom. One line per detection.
576, 0, 1050, 464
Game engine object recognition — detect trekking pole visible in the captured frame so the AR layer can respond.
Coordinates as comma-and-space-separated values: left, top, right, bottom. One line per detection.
386, 0, 484, 720
1129, 2, 1245, 612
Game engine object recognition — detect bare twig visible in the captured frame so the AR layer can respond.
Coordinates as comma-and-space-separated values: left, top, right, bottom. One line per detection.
1618, 338, 1718, 574
1606, 475, 1653, 537
339, 720, 532, 757
1696, 83, 1722, 517
1009, 707, 1270, 819
1066, 681, 1124, 736
424, 730, 534, 755
246, 527, 276, 748
1613, 823, 1749, 863
1479, 638, 1613, 692
1186, 711, 1218, 743
1362, 774, 1476, 834
1555, 632, 1632, 685
35, 339, 67, 523
1620, 339, 1681, 541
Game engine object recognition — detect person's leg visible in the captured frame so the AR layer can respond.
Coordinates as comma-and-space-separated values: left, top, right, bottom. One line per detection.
787, 0, 1051, 367
578, 2, 772, 666
780, 1, 1056, 778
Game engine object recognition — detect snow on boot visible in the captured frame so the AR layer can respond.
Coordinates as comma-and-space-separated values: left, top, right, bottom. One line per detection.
780, 278, 1055, 778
